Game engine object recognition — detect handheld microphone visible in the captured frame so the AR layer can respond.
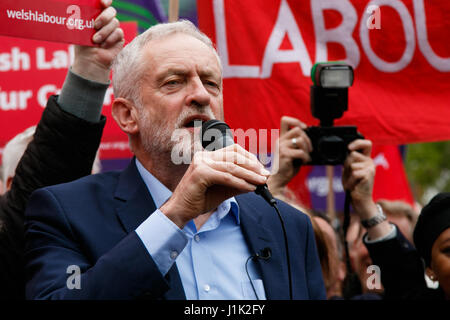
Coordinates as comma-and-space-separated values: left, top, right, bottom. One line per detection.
200, 119, 293, 300
200, 120, 276, 206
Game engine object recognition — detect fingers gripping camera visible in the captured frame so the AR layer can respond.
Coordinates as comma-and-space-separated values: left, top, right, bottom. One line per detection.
305, 126, 363, 165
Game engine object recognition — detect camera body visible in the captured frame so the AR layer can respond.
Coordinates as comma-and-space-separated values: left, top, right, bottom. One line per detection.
303, 63, 363, 166
305, 125, 363, 165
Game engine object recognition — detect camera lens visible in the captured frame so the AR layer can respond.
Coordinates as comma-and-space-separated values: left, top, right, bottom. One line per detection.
318, 135, 346, 164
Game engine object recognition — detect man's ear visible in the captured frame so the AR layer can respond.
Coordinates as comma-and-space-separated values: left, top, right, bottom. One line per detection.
111, 98, 139, 135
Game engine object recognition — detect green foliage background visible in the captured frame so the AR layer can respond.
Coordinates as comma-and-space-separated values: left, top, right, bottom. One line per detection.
405, 141, 450, 205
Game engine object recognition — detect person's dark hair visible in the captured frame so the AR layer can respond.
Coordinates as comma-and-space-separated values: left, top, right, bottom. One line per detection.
413, 192, 450, 267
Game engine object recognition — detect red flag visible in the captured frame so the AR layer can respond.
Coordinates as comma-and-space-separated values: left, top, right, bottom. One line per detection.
285, 145, 415, 211
371, 145, 415, 206
198, 0, 450, 146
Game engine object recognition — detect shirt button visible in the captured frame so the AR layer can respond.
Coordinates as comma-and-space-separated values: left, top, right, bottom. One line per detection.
194, 235, 200, 242
203, 284, 210, 292
170, 251, 178, 259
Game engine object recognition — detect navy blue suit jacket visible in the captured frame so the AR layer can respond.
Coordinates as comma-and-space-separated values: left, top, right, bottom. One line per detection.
25, 159, 326, 300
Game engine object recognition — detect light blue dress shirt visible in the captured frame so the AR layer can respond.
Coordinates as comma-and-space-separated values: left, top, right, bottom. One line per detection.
134, 159, 266, 300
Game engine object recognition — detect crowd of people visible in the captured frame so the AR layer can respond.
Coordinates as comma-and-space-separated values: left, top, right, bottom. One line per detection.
0, 1, 448, 301
267, 116, 449, 299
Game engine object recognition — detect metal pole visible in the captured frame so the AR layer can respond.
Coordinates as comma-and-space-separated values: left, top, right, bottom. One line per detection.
326, 165, 336, 223
169, 0, 179, 22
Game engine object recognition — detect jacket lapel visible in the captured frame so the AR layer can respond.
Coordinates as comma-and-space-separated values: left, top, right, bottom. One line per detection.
113, 158, 186, 299
237, 194, 290, 300
114, 158, 157, 233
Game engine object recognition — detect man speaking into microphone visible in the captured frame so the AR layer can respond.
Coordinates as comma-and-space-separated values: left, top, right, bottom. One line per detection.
24, 20, 325, 300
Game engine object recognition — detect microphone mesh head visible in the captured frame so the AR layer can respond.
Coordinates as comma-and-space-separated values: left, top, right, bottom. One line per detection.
201, 120, 234, 150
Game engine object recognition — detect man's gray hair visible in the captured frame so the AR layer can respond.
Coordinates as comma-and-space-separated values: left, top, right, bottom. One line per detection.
112, 20, 222, 107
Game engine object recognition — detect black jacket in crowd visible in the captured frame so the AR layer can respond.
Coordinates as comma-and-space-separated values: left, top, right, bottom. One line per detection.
365, 226, 445, 300
0, 96, 105, 299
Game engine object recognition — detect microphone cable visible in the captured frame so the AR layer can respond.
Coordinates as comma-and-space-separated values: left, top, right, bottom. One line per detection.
255, 184, 292, 300
272, 201, 293, 300
245, 255, 260, 300
245, 247, 272, 300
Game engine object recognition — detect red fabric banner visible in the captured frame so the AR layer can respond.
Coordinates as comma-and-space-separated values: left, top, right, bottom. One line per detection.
371, 145, 414, 205
287, 145, 415, 210
0, 0, 102, 46
197, 0, 450, 146
0, 22, 136, 163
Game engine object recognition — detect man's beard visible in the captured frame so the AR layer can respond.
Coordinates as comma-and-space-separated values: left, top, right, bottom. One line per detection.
138, 106, 216, 165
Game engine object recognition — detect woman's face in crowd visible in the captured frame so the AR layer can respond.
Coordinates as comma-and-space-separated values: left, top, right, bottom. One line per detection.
428, 228, 450, 298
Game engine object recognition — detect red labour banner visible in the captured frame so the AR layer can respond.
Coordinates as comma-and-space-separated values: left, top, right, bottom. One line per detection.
197, 0, 450, 147
0, 22, 137, 163
0, 0, 101, 46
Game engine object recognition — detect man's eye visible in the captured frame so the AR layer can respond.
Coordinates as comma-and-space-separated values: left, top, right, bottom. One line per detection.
205, 80, 219, 89
166, 80, 180, 86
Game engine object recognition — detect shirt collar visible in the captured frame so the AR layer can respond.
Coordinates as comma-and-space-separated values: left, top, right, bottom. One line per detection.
135, 158, 240, 224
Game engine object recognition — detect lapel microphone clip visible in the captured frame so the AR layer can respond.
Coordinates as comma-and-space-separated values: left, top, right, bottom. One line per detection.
253, 247, 272, 261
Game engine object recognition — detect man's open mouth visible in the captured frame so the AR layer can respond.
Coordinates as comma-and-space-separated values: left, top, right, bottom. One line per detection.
183, 115, 211, 128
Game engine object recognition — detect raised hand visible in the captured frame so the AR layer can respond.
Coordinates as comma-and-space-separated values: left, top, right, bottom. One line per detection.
72, 0, 124, 83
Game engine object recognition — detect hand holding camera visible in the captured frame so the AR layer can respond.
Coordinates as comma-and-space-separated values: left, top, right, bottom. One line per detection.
267, 116, 312, 195
268, 62, 367, 197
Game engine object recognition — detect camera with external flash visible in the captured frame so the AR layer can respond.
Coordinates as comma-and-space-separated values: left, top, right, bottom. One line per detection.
303, 62, 363, 165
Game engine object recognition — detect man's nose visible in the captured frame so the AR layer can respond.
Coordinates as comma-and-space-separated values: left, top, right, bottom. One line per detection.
186, 78, 211, 108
